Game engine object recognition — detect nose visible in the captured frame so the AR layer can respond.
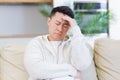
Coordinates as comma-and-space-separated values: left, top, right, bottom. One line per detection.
57, 25, 63, 32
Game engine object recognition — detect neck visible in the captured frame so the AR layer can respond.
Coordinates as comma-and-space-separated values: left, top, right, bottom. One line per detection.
47, 35, 63, 41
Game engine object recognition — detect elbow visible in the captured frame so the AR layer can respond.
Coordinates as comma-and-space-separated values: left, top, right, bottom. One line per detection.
24, 63, 48, 79
80, 57, 92, 71
72, 56, 92, 71
24, 59, 44, 79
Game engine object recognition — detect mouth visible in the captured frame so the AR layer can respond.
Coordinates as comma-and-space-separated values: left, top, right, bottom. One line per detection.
55, 33, 62, 36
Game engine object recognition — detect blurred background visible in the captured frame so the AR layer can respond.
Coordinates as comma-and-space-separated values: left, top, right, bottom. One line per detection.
0, 0, 120, 46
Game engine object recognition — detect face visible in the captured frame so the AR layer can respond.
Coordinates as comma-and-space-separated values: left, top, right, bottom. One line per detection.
47, 12, 70, 41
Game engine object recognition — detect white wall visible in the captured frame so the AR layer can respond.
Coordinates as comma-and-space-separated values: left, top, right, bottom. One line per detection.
0, 5, 48, 36
109, 0, 120, 39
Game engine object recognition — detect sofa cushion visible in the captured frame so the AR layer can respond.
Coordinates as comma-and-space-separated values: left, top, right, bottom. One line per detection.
0, 44, 28, 80
94, 38, 120, 80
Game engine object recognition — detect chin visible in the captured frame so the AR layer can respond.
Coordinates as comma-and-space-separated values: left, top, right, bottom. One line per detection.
53, 34, 64, 40
53, 37, 63, 41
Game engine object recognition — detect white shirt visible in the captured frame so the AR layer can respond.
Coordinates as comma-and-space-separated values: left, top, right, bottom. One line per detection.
24, 26, 92, 80
50, 41, 62, 55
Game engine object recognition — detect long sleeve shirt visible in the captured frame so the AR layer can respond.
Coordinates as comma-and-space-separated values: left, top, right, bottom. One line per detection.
24, 25, 92, 80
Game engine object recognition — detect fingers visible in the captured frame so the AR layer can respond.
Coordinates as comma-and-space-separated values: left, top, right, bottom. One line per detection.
62, 15, 77, 27
74, 70, 82, 80
62, 15, 73, 22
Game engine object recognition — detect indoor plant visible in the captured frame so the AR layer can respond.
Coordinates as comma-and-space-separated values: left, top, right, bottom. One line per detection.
39, 3, 109, 35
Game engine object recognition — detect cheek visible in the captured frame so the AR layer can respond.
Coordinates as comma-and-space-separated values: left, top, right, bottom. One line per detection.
64, 28, 69, 32
63, 28, 70, 35
48, 25, 56, 33
51, 25, 56, 30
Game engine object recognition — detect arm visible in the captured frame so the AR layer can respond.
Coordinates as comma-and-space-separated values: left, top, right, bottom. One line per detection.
24, 38, 76, 80
63, 16, 92, 71
70, 25, 92, 71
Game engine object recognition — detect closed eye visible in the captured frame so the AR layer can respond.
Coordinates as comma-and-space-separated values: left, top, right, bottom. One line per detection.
63, 23, 69, 28
55, 20, 61, 25
55, 22, 60, 25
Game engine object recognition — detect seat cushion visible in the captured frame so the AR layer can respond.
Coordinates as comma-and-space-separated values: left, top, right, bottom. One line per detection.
0, 44, 28, 80
94, 38, 120, 80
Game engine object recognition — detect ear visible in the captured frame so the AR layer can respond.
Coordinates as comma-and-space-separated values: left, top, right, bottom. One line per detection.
47, 17, 51, 26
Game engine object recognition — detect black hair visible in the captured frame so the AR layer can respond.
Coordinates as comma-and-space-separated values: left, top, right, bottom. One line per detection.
49, 6, 74, 18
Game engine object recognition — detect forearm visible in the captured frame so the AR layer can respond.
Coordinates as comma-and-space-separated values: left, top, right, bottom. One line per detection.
51, 70, 82, 80
24, 60, 76, 79
24, 41, 77, 79
62, 15, 92, 71
70, 26, 92, 71
69, 25, 83, 38
52, 76, 74, 80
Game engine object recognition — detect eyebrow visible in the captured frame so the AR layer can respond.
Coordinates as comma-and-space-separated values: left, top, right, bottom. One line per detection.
56, 20, 61, 23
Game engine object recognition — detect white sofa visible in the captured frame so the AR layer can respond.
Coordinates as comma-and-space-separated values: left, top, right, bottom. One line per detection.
0, 38, 120, 80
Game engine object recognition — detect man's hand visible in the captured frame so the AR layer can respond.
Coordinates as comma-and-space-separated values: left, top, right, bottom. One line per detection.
74, 70, 82, 80
62, 15, 78, 28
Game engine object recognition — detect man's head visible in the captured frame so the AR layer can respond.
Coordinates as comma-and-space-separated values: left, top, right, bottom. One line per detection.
49, 6, 74, 19
47, 6, 74, 41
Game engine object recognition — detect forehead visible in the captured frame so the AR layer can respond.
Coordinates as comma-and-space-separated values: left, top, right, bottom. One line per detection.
52, 12, 64, 20
52, 12, 68, 23
54, 12, 64, 17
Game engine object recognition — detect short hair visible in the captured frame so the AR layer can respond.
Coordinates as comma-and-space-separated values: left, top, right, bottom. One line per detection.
49, 6, 74, 18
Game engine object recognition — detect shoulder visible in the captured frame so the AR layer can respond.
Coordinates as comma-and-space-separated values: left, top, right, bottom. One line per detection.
31, 35, 47, 42
27, 34, 48, 46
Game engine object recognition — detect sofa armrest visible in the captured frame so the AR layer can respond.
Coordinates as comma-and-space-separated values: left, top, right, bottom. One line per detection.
0, 44, 28, 80
94, 38, 120, 80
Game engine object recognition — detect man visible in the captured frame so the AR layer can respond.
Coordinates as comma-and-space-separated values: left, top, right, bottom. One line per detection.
24, 6, 92, 80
